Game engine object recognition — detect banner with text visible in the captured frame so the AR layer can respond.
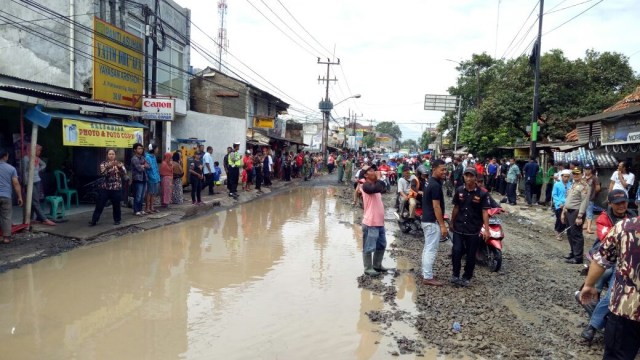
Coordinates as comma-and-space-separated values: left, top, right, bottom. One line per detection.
62, 119, 143, 148
601, 118, 640, 145
93, 17, 144, 107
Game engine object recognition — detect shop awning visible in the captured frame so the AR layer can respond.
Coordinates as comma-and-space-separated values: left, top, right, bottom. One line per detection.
45, 111, 147, 128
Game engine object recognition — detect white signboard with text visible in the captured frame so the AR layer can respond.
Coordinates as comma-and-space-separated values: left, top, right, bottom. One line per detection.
142, 98, 175, 121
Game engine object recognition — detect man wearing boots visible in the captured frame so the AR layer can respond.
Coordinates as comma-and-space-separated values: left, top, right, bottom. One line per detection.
561, 167, 591, 264
357, 165, 389, 276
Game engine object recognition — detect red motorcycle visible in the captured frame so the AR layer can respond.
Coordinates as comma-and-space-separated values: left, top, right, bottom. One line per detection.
388, 167, 397, 186
395, 203, 450, 242
477, 207, 504, 272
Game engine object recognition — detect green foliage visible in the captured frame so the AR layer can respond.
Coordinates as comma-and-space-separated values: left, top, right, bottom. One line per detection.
363, 134, 376, 148
400, 139, 418, 151
418, 130, 434, 151
441, 49, 639, 156
375, 121, 402, 139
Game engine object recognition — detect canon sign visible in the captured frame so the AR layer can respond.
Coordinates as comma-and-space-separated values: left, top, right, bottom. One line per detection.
143, 100, 173, 108
141, 97, 175, 121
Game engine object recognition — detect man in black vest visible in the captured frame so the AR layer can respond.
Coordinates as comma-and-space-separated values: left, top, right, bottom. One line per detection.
450, 167, 491, 287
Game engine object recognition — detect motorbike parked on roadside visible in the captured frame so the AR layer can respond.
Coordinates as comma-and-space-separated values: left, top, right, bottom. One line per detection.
476, 207, 504, 272
394, 200, 450, 242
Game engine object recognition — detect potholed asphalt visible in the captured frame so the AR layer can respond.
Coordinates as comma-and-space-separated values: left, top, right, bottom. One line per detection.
0, 186, 458, 359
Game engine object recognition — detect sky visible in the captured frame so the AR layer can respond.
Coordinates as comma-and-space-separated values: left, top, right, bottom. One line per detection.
174, 0, 640, 141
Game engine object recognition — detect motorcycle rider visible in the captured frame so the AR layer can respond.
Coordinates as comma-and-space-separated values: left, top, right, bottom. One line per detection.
561, 167, 591, 264
449, 167, 491, 287
579, 189, 634, 342
378, 160, 391, 191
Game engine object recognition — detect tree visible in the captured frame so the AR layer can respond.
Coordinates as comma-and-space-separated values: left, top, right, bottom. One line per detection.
440, 49, 639, 156
363, 134, 376, 148
418, 130, 434, 151
375, 121, 402, 140
400, 139, 418, 151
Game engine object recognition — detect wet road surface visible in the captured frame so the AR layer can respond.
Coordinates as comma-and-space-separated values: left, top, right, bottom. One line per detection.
0, 187, 448, 359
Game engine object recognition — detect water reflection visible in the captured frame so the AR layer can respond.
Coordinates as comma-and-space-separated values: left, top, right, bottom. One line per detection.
0, 187, 404, 359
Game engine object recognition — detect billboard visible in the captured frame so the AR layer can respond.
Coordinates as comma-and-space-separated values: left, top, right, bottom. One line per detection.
62, 119, 143, 148
93, 17, 144, 107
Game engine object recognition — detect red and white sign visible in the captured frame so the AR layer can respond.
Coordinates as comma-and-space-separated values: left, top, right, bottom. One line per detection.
141, 98, 175, 121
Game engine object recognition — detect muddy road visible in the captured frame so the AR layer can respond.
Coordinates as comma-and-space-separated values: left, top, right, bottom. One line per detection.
340, 186, 604, 359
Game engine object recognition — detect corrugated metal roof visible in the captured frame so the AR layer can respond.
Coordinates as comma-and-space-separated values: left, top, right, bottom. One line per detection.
0, 85, 139, 111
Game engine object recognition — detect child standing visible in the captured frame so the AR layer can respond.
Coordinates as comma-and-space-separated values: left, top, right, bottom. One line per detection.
213, 161, 222, 194
241, 164, 248, 191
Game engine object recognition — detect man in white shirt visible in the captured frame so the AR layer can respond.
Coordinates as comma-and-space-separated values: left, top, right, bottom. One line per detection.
609, 161, 634, 196
202, 146, 214, 195
397, 167, 416, 218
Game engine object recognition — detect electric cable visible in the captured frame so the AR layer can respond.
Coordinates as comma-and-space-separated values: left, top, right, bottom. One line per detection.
543, 0, 604, 35
274, 0, 333, 58
545, 0, 596, 14
9, 0, 317, 115
500, 1, 539, 59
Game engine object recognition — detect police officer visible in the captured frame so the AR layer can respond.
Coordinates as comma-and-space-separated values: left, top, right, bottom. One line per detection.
227, 142, 242, 198
449, 167, 490, 287
561, 167, 591, 264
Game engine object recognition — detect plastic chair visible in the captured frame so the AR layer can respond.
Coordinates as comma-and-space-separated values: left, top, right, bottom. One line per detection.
53, 170, 79, 209
45, 195, 65, 220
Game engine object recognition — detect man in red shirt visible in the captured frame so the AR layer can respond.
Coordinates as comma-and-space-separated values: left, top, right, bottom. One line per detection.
474, 160, 485, 180
356, 165, 389, 276
242, 150, 254, 190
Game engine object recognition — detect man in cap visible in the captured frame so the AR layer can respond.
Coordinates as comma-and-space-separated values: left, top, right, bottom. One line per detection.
449, 167, 491, 287
561, 167, 591, 264
355, 164, 390, 276
227, 142, 242, 198
552, 169, 572, 239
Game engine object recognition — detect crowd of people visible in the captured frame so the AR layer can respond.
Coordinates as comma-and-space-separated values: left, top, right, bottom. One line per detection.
351, 151, 639, 359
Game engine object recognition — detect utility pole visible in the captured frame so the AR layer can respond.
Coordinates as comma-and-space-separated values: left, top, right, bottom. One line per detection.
530, 0, 544, 159
317, 58, 339, 167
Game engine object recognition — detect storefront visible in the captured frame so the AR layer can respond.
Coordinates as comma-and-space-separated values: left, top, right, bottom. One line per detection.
0, 79, 144, 215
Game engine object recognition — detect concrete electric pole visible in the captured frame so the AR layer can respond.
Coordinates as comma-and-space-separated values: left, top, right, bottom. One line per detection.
317, 58, 339, 167
530, 0, 544, 158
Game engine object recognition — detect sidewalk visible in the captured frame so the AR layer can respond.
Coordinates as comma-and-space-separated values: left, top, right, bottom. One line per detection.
0, 175, 307, 272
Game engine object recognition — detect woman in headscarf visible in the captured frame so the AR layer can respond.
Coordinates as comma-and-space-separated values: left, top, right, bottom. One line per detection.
171, 151, 184, 204
89, 149, 126, 226
159, 152, 173, 207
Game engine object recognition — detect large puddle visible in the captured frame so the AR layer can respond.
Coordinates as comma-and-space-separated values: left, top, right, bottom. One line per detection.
0, 187, 442, 359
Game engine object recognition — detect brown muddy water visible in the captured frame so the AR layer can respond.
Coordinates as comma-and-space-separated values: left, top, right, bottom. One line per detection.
0, 187, 459, 359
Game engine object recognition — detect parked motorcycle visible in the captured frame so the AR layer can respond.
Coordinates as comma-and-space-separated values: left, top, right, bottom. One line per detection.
476, 207, 504, 272
394, 202, 450, 242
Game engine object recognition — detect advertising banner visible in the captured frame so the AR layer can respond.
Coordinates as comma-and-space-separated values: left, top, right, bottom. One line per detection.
93, 17, 144, 107
253, 116, 275, 129
62, 119, 143, 148
142, 98, 175, 121
601, 118, 640, 145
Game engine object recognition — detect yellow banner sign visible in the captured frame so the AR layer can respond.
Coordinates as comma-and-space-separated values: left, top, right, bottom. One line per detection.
93, 17, 144, 107
253, 116, 275, 129
62, 119, 143, 148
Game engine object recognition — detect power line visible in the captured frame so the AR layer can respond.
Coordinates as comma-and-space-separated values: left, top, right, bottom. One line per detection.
274, 0, 333, 58
500, 1, 539, 58
0, 8, 320, 119
543, 0, 604, 35
12, 0, 318, 115
244, 0, 319, 58
545, 0, 596, 14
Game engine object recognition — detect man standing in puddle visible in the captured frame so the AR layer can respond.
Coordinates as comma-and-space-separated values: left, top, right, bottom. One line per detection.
356, 165, 390, 276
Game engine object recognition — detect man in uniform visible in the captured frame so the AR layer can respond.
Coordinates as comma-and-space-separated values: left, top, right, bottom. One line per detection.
227, 142, 242, 198
561, 167, 591, 264
449, 167, 490, 287
580, 215, 640, 359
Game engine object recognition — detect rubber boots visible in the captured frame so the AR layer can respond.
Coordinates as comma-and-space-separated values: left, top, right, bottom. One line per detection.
363, 252, 379, 276
373, 249, 390, 272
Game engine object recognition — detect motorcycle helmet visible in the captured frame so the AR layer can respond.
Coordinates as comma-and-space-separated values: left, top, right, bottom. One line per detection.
416, 165, 428, 177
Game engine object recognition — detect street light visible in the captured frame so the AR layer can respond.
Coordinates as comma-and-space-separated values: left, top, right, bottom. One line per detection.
320, 94, 361, 167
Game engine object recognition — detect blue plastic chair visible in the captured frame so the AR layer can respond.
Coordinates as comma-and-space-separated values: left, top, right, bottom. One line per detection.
53, 170, 79, 209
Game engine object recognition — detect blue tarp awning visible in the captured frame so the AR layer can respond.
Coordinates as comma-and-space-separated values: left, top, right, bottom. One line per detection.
45, 111, 147, 128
